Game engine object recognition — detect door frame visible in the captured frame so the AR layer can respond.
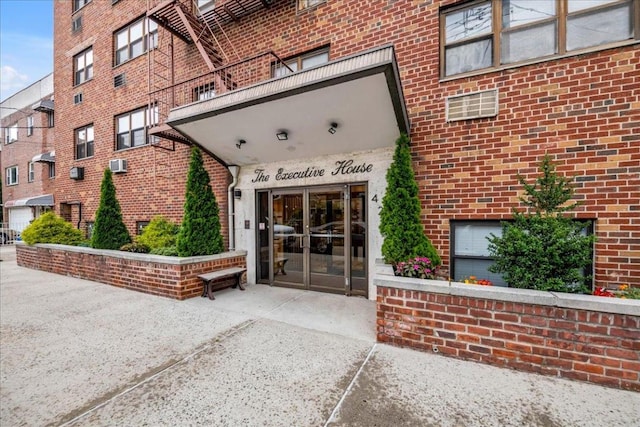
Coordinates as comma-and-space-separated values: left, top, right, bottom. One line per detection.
256, 183, 367, 297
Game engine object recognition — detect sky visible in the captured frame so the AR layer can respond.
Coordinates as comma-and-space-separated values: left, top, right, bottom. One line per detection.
0, 0, 53, 102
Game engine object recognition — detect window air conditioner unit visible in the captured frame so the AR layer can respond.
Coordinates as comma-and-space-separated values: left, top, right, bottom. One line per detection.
109, 159, 128, 173
70, 166, 84, 180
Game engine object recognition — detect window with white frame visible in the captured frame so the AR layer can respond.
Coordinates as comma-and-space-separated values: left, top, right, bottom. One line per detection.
27, 116, 34, 136
74, 47, 93, 85
5, 123, 18, 144
28, 162, 35, 182
73, 0, 91, 13
441, 0, 638, 77
116, 105, 158, 150
5, 166, 18, 186
114, 18, 158, 65
49, 163, 56, 179
47, 111, 54, 128
75, 124, 94, 159
273, 47, 329, 78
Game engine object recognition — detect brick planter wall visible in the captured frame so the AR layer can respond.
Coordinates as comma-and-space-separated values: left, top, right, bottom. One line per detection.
16, 243, 246, 300
375, 273, 640, 391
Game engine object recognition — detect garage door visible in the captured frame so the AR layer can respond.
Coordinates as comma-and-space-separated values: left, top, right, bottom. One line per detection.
9, 207, 33, 232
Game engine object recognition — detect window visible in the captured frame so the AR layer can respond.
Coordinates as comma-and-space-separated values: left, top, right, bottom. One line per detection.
75, 125, 94, 159
116, 105, 158, 150
136, 221, 150, 235
451, 220, 594, 287
298, 0, 325, 10
451, 221, 507, 286
5, 124, 18, 144
194, 82, 216, 101
273, 47, 329, 78
49, 163, 56, 179
5, 166, 18, 186
74, 48, 93, 85
28, 162, 35, 183
114, 18, 158, 65
72, 15, 83, 32
47, 112, 54, 128
198, 0, 215, 11
73, 0, 91, 13
27, 116, 34, 136
441, 0, 637, 77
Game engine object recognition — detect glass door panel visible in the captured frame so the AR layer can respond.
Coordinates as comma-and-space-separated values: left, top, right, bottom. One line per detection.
272, 192, 304, 288
309, 188, 345, 293
350, 185, 367, 296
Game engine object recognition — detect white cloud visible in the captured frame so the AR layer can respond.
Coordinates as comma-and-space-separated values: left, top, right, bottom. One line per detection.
0, 65, 29, 93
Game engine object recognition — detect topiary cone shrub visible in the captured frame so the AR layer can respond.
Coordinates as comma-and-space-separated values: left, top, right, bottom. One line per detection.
379, 133, 440, 269
91, 169, 131, 250
21, 211, 85, 246
176, 147, 224, 257
487, 154, 595, 293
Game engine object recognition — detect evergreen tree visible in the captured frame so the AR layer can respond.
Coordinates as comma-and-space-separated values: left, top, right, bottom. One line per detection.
487, 154, 595, 292
176, 147, 224, 256
379, 134, 440, 266
91, 169, 131, 249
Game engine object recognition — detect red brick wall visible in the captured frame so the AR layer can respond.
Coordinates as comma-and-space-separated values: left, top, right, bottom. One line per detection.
1, 103, 55, 211
377, 285, 640, 391
53, 0, 640, 287
52, 0, 230, 244
16, 244, 246, 300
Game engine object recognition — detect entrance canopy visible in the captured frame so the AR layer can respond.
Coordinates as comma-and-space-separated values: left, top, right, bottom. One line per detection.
166, 45, 409, 166
4, 194, 54, 208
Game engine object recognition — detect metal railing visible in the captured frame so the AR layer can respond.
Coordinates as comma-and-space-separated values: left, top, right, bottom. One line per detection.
149, 50, 293, 127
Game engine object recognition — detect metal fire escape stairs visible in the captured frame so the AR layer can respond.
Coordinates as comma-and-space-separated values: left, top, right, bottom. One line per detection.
147, 0, 248, 144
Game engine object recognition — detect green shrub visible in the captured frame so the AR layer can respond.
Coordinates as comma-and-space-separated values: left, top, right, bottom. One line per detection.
20, 212, 84, 246
91, 169, 131, 250
379, 134, 440, 266
488, 154, 595, 293
120, 242, 151, 253
150, 246, 179, 256
176, 147, 224, 256
136, 216, 179, 250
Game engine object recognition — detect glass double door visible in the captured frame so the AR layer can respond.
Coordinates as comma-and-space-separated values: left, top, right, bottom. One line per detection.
257, 185, 367, 296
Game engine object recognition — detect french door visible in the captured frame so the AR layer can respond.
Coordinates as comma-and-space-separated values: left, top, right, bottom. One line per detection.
256, 185, 367, 296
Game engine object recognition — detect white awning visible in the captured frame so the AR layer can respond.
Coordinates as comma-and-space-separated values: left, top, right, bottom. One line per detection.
32, 150, 55, 163
166, 44, 409, 166
4, 194, 54, 208
32, 99, 55, 112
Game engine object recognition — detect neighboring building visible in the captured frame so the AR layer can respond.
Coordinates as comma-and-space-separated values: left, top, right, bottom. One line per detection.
1, 73, 56, 243
52, 0, 639, 297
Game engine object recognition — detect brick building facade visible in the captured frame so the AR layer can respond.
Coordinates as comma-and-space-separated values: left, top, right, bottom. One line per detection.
1, 73, 56, 241
52, 0, 639, 298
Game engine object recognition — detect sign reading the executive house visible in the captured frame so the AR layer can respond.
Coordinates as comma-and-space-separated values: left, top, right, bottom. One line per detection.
251, 160, 374, 183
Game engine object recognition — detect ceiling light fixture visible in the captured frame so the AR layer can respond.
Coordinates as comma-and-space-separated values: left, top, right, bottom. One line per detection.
276, 130, 288, 141
328, 122, 338, 134
236, 139, 246, 149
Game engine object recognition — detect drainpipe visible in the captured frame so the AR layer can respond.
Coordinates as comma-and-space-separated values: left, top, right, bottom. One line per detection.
227, 165, 240, 251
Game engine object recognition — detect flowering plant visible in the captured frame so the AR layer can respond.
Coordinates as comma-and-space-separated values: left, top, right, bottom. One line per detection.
617, 284, 640, 300
592, 287, 615, 297
395, 257, 437, 279
462, 276, 493, 286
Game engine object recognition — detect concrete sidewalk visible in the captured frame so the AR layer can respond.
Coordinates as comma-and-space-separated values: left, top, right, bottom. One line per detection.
1, 245, 638, 426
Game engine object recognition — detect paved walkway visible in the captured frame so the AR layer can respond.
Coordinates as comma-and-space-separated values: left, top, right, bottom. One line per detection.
1, 245, 638, 426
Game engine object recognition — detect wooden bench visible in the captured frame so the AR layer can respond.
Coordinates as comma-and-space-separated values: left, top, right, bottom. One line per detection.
199, 267, 247, 300
274, 257, 289, 275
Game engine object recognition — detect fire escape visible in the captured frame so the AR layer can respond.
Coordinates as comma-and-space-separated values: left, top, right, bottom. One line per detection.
146, 0, 288, 144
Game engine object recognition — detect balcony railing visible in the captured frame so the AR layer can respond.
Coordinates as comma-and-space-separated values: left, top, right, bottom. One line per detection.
149, 50, 293, 141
